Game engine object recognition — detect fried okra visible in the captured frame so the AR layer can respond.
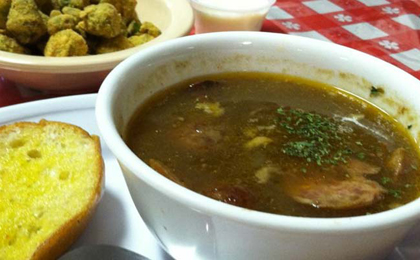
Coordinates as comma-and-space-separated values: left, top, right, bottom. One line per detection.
127, 21, 160, 46
48, 14, 77, 35
128, 33, 154, 46
0, 0, 160, 56
50, 10, 62, 17
44, 29, 87, 56
120, 0, 137, 24
0, 33, 27, 53
95, 35, 133, 54
79, 3, 122, 38
6, 0, 47, 44
51, 0, 89, 10
39, 10, 49, 28
62, 6, 81, 22
139, 21, 161, 37
100, 0, 137, 24
0, 0, 10, 29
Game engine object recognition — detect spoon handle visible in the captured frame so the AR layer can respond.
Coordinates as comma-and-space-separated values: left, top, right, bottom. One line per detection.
58, 244, 151, 260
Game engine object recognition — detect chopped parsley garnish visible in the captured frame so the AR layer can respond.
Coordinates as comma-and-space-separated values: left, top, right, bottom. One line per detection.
370, 86, 384, 97
277, 107, 285, 115
411, 165, 418, 170
388, 189, 402, 199
357, 152, 365, 160
356, 141, 363, 146
381, 177, 392, 185
405, 184, 414, 189
277, 107, 353, 165
408, 125, 413, 130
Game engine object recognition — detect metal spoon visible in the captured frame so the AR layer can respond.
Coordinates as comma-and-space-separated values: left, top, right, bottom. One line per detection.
58, 245, 150, 260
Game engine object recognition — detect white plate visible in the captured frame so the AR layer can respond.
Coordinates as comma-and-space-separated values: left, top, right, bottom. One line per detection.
0, 94, 171, 260
0, 94, 419, 260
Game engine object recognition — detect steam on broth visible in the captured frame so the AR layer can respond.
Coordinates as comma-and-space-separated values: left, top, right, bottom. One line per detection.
126, 72, 420, 218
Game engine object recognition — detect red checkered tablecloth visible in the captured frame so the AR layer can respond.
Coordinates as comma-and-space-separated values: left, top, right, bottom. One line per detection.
1, 0, 420, 107
262, 0, 420, 79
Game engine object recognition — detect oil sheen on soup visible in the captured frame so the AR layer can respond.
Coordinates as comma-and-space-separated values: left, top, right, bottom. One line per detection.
126, 72, 420, 218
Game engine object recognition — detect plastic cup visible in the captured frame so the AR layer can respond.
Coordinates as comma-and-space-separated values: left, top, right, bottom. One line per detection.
190, 0, 276, 34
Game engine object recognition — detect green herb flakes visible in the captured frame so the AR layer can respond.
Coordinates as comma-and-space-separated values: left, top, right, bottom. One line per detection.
370, 86, 384, 97
277, 107, 351, 165
277, 107, 285, 115
381, 177, 392, 185
405, 184, 414, 189
357, 152, 365, 160
388, 189, 402, 199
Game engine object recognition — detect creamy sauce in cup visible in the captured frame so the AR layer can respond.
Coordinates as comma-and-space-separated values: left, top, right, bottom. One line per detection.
190, 0, 275, 33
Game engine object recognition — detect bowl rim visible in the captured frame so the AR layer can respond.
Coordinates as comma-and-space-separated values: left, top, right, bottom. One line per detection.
0, 0, 193, 73
96, 31, 420, 234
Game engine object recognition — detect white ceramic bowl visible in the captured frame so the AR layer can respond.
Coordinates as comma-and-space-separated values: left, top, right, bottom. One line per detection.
96, 32, 420, 260
0, 0, 193, 93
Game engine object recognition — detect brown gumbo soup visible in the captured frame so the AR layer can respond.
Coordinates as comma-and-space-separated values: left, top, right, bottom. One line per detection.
126, 72, 420, 218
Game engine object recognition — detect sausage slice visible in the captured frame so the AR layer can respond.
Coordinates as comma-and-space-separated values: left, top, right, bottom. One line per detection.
149, 159, 185, 186
288, 178, 386, 209
169, 123, 222, 151
203, 186, 255, 209
342, 158, 381, 177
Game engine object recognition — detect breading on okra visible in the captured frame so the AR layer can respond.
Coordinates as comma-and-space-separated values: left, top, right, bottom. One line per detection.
0, 0, 161, 56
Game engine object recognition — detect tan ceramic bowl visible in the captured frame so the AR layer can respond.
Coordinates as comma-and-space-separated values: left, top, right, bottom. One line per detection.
0, 0, 193, 93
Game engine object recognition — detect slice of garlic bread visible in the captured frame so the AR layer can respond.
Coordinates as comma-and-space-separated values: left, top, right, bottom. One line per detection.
0, 120, 104, 260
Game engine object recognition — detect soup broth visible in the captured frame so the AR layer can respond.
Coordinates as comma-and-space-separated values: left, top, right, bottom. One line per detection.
126, 72, 420, 218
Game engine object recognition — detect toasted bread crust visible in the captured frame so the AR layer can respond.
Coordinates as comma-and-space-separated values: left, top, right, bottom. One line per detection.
31, 135, 104, 260
0, 120, 104, 260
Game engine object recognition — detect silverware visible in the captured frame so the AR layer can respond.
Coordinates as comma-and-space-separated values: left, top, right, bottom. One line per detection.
59, 245, 150, 260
